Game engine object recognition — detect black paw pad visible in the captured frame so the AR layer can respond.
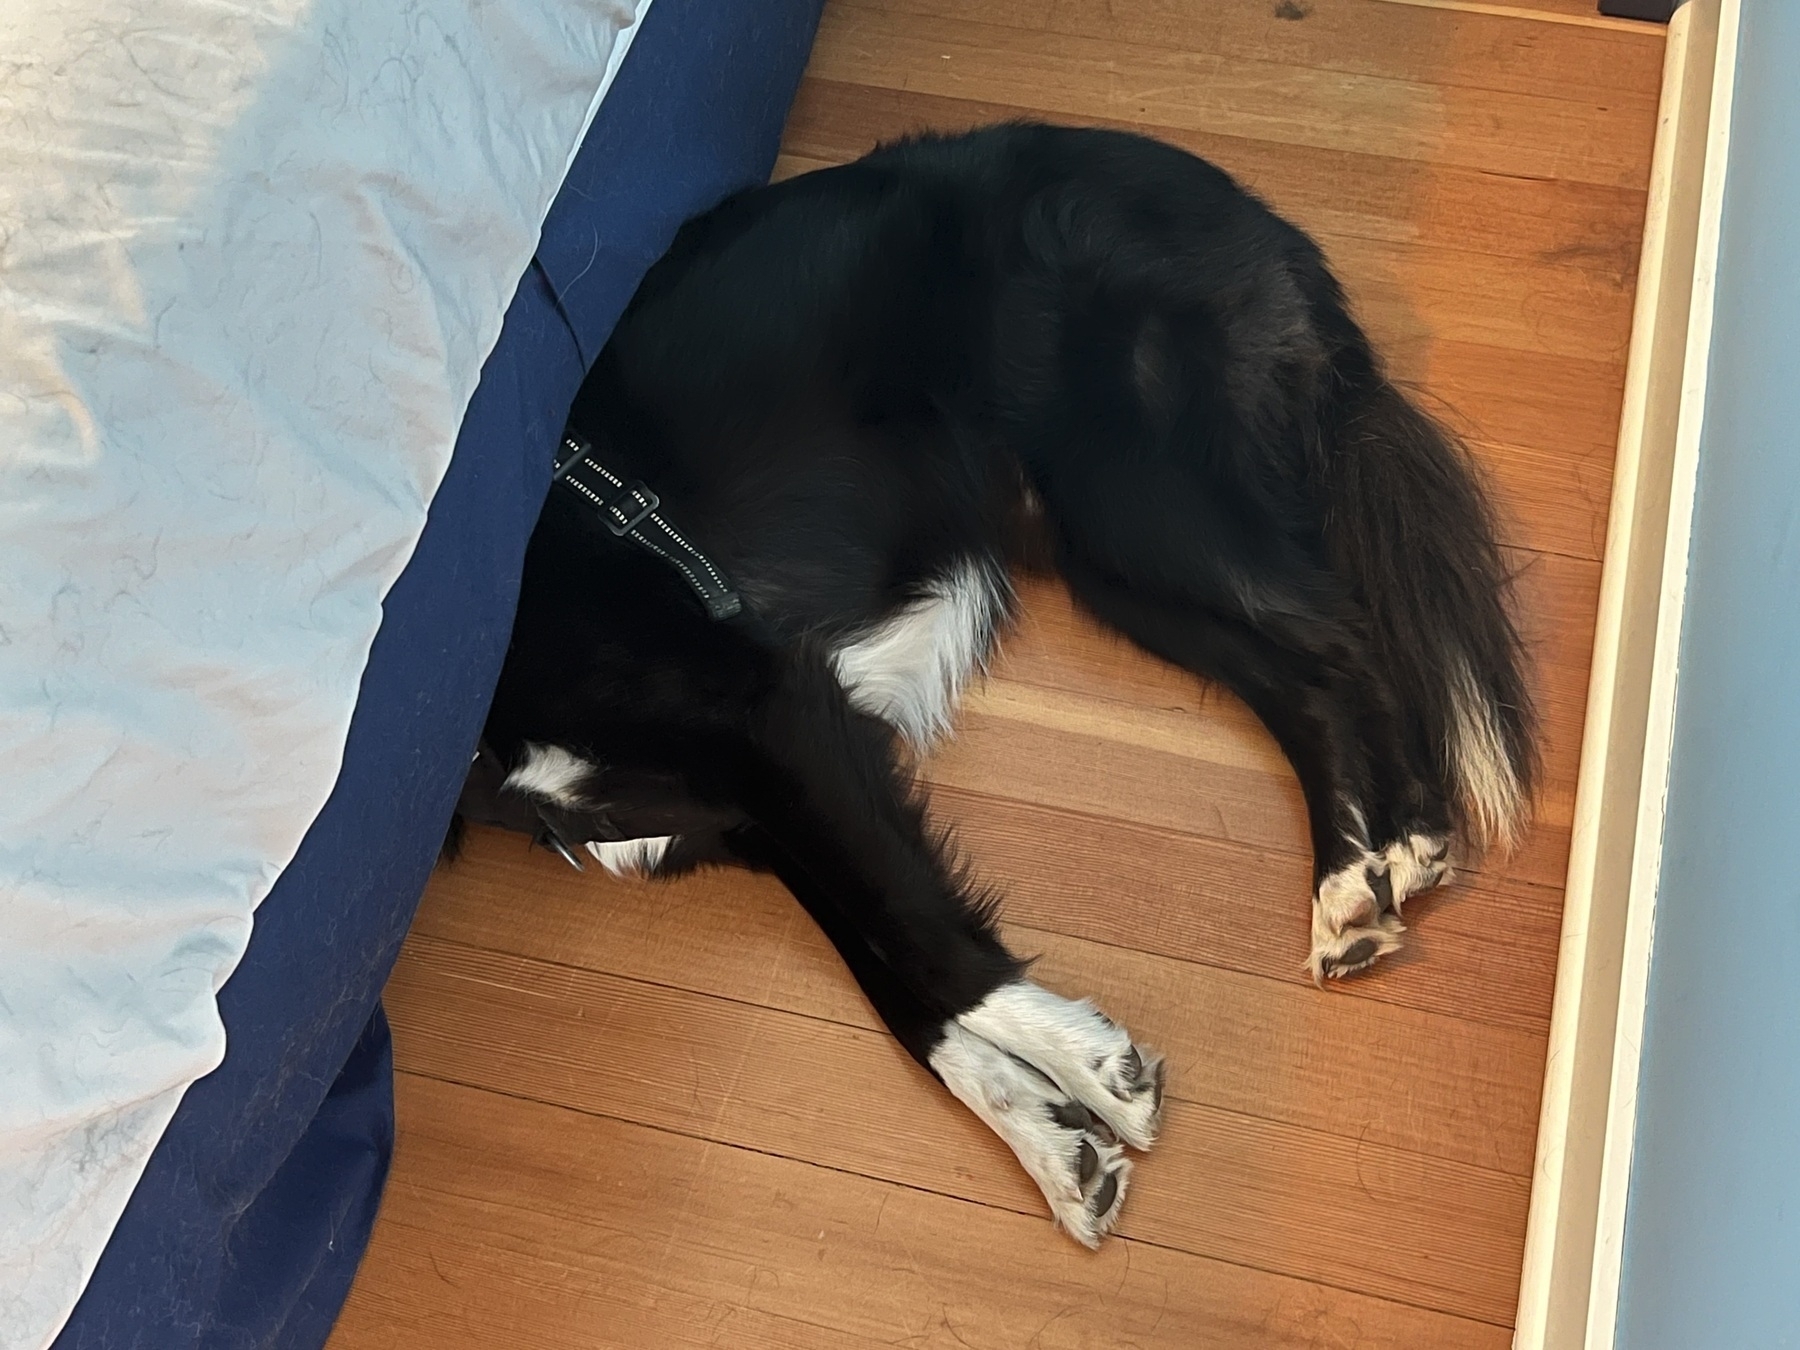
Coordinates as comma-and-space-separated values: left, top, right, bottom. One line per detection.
1077, 1140, 1100, 1185
1050, 1099, 1117, 1145
1049, 1101, 1095, 1132
1089, 1169, 1120, 1219
1323, 936, 1378, 977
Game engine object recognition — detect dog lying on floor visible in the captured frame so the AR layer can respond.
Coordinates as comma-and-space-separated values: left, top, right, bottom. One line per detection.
452, 123, 1536, 1247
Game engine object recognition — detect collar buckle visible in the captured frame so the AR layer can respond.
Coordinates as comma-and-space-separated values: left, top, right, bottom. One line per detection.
600, 481, 659, 537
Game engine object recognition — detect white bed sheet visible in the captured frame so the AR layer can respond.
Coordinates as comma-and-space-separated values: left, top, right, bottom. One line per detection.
0, 1, 649, 1343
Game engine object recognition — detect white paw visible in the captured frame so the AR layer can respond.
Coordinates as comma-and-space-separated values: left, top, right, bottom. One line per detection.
930, 981, 1164, 1247
931, 1025, 1133, 1246
1315, 851, 1388, 933
1308, 831, 1452, 983
1311, 854, 1404, 984
1308, 907, 1405, 983
1380, 831, 1454, 916
955, 982, 1163, 1149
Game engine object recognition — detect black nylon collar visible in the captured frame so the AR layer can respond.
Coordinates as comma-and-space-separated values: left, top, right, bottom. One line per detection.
553, 429, 742, 620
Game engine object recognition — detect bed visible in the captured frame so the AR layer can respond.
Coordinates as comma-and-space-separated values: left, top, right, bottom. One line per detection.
0, 2, 824, 1345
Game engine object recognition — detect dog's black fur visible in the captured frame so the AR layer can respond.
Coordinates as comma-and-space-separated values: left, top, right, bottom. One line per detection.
455, 124, 1535, 1242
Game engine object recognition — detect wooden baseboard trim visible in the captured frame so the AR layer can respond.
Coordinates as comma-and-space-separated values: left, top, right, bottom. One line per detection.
1511, 2, 1739, 1346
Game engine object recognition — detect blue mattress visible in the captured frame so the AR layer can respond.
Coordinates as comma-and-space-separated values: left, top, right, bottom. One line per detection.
51, 3, 824, 1344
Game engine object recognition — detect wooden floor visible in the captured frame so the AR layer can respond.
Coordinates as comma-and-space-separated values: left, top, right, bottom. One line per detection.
329, 2, 1666, 1346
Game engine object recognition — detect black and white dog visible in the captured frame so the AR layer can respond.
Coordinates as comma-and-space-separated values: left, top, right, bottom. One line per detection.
454, 124, 1535, 1246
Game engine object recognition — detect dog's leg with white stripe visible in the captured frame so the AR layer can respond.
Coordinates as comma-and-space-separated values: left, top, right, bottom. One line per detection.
737, 649, 1162, 1247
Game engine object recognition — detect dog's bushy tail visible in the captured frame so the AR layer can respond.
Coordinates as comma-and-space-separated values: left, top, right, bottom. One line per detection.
1318, 374, 1536, 852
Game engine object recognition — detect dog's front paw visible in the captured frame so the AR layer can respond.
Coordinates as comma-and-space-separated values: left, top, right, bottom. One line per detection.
956, 981, 1164, 1148
931, 981, 1164, 1246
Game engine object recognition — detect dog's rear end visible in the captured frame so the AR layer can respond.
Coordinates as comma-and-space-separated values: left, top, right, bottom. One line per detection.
458, 123, 1535, 1243
911, 124, 1535, 976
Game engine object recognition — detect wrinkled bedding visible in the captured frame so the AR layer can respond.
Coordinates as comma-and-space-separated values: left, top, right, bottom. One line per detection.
0, 1, 650, 1342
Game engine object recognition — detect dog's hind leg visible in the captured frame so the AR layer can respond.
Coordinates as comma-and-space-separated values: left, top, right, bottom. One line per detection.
732, 648, 1164, 1246
1054, 557, 1444, 981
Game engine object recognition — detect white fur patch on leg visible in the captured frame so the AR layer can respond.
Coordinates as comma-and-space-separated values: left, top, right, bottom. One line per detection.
584, 835, 673, 878
831, 557, 1010, 748
929, 1023, 1133, 1248
501, 742, 595, 807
